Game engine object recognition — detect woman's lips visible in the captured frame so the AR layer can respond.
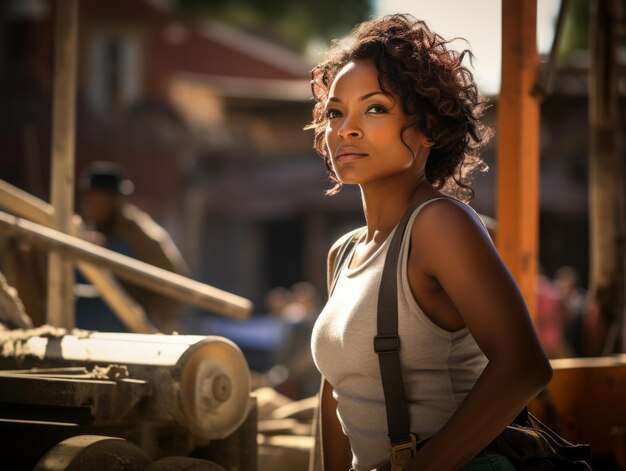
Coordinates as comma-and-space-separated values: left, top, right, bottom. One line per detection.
336, 153, 367, 163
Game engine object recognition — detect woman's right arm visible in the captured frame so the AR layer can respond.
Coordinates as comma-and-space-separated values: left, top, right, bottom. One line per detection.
321, 379, 352, 471
320, 242, 352, 471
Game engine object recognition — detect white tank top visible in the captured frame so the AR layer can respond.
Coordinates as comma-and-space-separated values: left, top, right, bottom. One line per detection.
311, 198, 488, 471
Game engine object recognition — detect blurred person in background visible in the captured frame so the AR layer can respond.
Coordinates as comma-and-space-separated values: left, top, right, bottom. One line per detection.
265, 286, 292, 317
75, 161, 188, 333
535, 270, 572, 358
228, 284, 320, 394
273, 282, 322, 399
581, 296, 607, 356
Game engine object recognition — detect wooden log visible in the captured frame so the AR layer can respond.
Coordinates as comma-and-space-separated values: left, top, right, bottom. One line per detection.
47, 0, 79, 328
33, 436, 152, 471
0, 331, 252, 440
0, 211, 253, 319
0, 179, 157, 333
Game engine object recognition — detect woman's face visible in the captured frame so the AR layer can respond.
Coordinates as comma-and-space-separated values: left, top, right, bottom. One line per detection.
324, 59, 428, 187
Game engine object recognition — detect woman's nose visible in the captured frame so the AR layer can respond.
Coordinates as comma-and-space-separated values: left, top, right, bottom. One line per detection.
338, 117, 363, 139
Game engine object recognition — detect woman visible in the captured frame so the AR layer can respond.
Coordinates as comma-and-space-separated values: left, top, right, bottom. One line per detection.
308, 14, 552, 471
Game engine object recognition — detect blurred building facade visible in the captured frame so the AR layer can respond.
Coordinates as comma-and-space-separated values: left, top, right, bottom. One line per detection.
0, 0, 363, 310
0, 0, 621, 311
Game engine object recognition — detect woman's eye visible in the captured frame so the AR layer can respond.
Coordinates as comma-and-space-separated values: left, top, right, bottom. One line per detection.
325, 109, 342, 119
367, 104, 387, 114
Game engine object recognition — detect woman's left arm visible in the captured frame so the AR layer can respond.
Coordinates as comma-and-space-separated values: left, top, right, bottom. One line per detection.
407, 201, 552, 471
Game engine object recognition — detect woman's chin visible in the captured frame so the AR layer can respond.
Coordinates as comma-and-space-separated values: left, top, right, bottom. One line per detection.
336, 177, 361, 186
334, 170, 365, 186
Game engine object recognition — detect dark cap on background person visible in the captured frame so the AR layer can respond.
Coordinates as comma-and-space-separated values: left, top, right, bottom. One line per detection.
79, 161, 135, 195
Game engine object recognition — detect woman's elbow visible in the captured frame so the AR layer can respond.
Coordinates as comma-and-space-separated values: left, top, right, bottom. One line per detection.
498, 347, 552, 393
520, 352, 553, 393
536, 356, 553, 389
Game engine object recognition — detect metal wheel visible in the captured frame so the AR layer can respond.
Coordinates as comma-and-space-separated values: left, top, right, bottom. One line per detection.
175, 338, 251, 440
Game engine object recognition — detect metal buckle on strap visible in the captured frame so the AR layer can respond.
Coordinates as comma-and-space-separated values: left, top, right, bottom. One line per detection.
373, 335, 400, 354
390, 434, 417, 470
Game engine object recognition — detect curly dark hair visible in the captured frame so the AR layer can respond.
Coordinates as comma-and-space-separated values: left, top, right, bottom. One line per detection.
307, 14, 490, 201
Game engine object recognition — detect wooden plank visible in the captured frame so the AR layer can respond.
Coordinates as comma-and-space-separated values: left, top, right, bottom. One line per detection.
47, 0, 79, 328
0, 179, 158, 333
0, 180, 53, 227
0, 211, 253, 320
530, 357, 626, 459
496, 0, 540, 317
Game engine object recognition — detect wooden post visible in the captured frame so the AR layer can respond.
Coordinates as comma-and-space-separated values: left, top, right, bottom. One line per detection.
47, 0, 79, 328
588, 0, 624, 353
496, 0, 540, 317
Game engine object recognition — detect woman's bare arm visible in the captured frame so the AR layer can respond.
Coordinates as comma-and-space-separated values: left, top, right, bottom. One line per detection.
406, 200, 552, 470
321, 379, 353, 471
318, 241, 353, 471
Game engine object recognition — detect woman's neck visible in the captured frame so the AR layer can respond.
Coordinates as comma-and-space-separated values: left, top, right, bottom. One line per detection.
359, 173, 434, 242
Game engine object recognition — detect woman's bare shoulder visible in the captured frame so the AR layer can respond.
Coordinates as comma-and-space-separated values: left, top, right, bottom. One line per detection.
414, 197, 488, 237
409, 197, 497, 272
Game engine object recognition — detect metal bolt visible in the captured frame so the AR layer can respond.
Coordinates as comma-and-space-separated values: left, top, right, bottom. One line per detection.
212, 374, 231, 403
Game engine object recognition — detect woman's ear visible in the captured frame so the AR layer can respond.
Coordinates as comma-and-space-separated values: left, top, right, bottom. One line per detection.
418, 133, 435, 148
421, 115, 437, 148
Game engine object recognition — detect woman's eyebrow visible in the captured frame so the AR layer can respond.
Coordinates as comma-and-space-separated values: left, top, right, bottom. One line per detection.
328, 91, 390, 103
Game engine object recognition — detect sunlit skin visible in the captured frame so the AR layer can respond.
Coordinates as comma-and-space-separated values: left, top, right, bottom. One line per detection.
319, 60, 552, 470
324, 60, 436, 271
324, 61, 432, 221
324, 60, 428, 184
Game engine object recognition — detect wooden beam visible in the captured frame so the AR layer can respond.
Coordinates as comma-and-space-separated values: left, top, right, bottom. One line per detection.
0, 179, 157, 333
496, 0, 540, 317
0, 180, 53, 227
0, 211, 253, 320
588, 0, 624, 353
47, 0, 79, 328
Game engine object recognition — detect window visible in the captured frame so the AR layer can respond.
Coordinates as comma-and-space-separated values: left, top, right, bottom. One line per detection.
88, 29, 141, 114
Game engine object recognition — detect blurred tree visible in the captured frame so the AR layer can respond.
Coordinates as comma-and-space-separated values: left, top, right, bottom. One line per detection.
560, 0, 626, 62
560, 0, 588, 59
175, 0, 373, 51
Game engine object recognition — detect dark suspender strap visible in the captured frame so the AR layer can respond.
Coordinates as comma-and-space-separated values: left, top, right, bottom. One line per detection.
375, 197, 532, 457
374, 197, 443, 446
